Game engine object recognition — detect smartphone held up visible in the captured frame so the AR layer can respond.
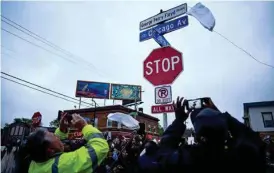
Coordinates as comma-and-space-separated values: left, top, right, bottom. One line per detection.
58, 110, 73, 124
186, 98, 212, 111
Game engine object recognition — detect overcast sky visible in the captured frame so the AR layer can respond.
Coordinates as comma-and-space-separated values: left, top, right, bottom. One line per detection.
1, 1, 274, 127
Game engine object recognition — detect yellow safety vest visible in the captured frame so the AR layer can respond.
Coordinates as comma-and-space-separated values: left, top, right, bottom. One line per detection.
28, 125, 109, 173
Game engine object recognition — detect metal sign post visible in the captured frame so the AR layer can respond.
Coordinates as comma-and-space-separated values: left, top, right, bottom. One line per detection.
91, 98, 97, 127
140, 3, 188, 131
79, 97, 82, 109
155, 85, 172, 130
163, 112, 168, 130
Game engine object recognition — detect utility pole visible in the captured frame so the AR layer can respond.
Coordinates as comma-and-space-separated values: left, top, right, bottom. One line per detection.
91, 98, 97, 127
134, 90, 144, 112
79, 97, 82, 109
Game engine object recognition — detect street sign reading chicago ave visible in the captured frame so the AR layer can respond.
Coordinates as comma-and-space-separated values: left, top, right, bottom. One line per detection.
139, 3, 187, 31
155, 86, 172, 104
140, 15, 189, 42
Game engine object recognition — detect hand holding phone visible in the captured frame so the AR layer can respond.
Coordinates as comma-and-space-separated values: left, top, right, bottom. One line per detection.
173, 96, 189, 122
186, 97, 220, 112
59, 112, 69, 133
186, 99, 203, 111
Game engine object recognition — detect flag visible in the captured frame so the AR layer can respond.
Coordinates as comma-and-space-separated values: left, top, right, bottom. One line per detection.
187, 2, 216, 31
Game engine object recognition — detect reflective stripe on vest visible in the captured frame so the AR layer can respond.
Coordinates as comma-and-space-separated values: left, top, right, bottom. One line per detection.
52, 155, 61, 173
50, 133, 104, 173
87, 146, 98, 171
86, 133, 104, 141
86, 133, 104, 171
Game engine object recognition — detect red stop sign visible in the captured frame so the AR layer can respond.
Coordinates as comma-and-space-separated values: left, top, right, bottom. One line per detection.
143, 46, 183, 86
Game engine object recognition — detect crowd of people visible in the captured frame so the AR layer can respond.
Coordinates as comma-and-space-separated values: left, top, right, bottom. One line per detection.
1, 97, 274, 173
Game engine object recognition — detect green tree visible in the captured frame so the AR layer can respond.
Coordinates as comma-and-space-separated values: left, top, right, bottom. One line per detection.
2, 118, 32, 129
49, 118, 59, 128
158, 123, 164, 136
13, 118, 32, 124
4, 123, 10, 128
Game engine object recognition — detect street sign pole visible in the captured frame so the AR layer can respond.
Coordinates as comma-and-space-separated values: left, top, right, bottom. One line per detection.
140, 4, 187, 131
163, 112, 168, 130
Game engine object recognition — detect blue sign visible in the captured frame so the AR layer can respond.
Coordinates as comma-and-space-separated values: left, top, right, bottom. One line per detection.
76, 81, 110, 99
139, 15, 189, 42
152, 29, 170, 47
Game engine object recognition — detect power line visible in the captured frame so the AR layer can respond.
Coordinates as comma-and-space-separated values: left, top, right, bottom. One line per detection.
1, 52, 16, 58
1, 45, 17, 54
213, 30, 274, 69
1, 76, 80, 105
188, 5, 274, 69
1, 71, 93, 107
1, 16, 75, 58
1, 15, 109, 78
1, 19, 84, 65
1, 28, 76, 63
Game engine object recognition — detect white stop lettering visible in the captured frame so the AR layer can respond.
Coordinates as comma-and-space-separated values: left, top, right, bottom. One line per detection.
145, 56, 180, 75
162, 58, 170, 72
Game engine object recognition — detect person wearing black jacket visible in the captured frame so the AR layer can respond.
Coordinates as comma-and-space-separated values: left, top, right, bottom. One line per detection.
156, 97, 265, 173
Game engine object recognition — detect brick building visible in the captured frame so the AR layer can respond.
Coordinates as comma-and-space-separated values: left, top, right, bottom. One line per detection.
64, 105, 160, 139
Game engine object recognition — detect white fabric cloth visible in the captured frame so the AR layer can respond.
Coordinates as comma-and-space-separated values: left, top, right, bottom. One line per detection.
140, 148, 146, 156
187, 2, 215, 31
107, 112, 140, 129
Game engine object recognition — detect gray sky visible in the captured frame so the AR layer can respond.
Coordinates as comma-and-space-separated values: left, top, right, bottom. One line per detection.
1, 1, 274, 127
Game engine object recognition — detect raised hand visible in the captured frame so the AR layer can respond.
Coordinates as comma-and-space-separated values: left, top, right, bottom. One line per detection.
59, 112, 69, 133
173, 96, 189, 122
71, 114, 88, 131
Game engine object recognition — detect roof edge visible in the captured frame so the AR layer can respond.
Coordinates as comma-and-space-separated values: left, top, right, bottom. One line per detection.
64, 105, 159, 121
243, 101, 274, 109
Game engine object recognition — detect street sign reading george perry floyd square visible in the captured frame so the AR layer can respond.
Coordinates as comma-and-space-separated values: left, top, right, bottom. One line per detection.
140, 15, 189, 42
139, 3, 187, 31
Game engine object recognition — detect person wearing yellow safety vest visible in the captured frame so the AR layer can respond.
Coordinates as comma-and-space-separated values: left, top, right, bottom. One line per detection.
26, 113, 109, 173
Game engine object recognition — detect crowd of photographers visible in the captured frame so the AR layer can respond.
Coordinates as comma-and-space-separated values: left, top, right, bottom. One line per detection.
2, 97, 274, 173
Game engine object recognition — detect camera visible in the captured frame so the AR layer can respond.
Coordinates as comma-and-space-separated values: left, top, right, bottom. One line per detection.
58, 110, 73, 123
186, 98, 211, 111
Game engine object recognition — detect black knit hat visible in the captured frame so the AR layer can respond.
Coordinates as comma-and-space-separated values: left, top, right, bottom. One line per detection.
26, 128, 50, 162
190, 108, 228, 141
